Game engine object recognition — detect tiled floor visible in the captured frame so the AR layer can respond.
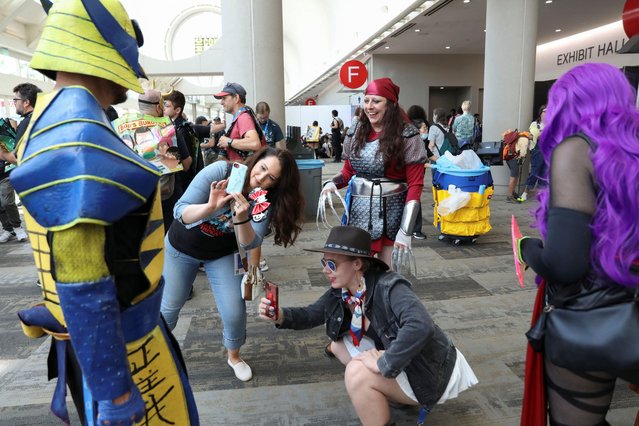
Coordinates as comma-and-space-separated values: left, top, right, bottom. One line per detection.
0, 162, 636, 425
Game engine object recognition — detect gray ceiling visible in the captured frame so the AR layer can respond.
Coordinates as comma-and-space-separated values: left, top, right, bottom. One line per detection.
372, 0, 626, 55
286, 0, 626, 103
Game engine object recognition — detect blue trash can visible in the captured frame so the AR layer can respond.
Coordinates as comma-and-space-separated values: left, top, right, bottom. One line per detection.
296, 159, 325, 218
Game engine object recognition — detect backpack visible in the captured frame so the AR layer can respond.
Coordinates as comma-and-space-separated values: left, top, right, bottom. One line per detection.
502, 130, 520, 161
175, 120, 205, 175
472, 122, 482, 144
433, 123, 461, 156
225, 107, 266, 160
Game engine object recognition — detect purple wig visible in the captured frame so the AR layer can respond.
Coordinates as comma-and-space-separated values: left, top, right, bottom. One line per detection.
535, 63, 639, 287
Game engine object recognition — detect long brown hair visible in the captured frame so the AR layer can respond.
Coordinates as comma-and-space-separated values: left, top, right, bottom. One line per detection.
243, 147, 303, 247
351, 101, 408, 169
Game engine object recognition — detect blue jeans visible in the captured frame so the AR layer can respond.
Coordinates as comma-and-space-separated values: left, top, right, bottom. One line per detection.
526, 148, 546, 189
160, 237, 247, 350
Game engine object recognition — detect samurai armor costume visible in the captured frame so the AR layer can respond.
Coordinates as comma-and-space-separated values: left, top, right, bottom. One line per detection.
10, 0, 199, 424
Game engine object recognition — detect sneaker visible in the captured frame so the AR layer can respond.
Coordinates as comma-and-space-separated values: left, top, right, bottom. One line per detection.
259, 258, 269, 272
506, 196, 517, 203
14, 227, 28, 242
412, 231, 427, 240
0, 230, 14, 243
517, 192, 528, 203
227, 358, 253, 381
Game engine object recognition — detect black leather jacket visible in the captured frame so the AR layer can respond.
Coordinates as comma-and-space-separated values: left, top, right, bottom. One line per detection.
279, 268, 456, 409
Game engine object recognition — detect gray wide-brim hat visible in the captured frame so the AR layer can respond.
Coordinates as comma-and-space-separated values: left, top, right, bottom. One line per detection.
304, 226, 389, 271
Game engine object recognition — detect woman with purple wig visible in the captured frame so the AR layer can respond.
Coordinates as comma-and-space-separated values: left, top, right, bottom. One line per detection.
517, 62, 639, 425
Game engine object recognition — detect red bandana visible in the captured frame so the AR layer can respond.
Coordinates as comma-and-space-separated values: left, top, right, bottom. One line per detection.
365, 77, 400, 103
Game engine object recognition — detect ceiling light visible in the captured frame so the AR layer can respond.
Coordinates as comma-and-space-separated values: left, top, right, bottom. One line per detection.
445, 46, 451, 49
545, 0, 552, 3
440, 87, 444, 90
384, 46, 390, 49
555, 28, 561, 32
414, 29, 420, 32
463, 0, 470, 3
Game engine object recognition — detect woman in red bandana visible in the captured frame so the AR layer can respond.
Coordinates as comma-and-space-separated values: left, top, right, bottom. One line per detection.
160, 147, 303, 382
321, 77, 435, 272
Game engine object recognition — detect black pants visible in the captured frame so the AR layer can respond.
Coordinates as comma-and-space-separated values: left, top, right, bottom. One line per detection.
331, 131, 342, 162
412, 204, 423, 234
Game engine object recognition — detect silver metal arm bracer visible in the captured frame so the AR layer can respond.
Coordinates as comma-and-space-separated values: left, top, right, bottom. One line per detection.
399, 200, 420, 236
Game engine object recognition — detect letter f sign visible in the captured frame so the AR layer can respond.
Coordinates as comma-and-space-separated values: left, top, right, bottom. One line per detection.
348, 66, 359, 83
340, 60, 367, 89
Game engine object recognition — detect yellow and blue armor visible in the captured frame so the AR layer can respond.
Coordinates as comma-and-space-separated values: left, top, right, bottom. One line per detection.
12, 86, 199, 426
12, 0, 199, 423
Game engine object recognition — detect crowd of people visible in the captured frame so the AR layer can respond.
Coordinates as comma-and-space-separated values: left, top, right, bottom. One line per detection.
1, 1, 637, 425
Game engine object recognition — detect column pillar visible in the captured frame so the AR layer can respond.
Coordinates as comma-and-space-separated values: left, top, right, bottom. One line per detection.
221, 0, 286, 130
482, 0, 538, 192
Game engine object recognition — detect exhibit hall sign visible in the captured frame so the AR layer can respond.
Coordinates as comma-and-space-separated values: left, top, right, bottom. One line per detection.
535, 21, 639, 81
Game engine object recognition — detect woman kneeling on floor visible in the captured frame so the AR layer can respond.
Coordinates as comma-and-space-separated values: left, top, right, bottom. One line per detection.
258, 226, 478, 425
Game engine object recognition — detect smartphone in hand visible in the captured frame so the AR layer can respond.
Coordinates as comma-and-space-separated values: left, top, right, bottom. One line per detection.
264, 281, 279, 320
226, 162, 248, 194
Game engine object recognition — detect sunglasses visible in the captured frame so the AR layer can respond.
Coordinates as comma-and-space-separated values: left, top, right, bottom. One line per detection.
320, 258, 337, 272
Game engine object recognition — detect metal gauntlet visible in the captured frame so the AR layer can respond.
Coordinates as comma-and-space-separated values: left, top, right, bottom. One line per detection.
399, 200, 420, 236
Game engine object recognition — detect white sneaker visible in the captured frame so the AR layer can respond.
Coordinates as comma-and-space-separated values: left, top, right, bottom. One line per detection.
259, 258, 269, 272
0, 230, 14, 243
227, 358, 253, 381
14, 226, 28, 242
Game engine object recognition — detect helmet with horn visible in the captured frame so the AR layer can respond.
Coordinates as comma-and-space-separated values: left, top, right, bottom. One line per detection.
30, 0, 147, 93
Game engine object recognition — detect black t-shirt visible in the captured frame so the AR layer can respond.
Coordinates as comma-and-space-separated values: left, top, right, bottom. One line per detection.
167, 218, 238, 260
166, 159, 237, 260
171, 116, 195, 191
0, 161, 8, 180
15, 112, 32, 141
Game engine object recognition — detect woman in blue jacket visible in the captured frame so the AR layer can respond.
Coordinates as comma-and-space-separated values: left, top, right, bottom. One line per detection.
258, 226, 477, 425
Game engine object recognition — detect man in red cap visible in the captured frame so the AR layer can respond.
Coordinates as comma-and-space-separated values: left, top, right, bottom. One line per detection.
214, 82, 265, 162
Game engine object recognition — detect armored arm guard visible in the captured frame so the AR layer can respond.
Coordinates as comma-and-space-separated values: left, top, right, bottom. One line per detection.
399, 200, 420, 236
52, 224, 146, 419
11, 87, 160, 231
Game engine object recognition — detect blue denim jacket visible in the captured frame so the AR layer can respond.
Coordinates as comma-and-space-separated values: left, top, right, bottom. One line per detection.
280, 269, 456, 409
173, 161, 270, 250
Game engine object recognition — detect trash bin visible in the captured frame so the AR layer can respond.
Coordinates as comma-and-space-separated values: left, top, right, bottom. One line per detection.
296, 159, 325, 218
476, 141, 504, 166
